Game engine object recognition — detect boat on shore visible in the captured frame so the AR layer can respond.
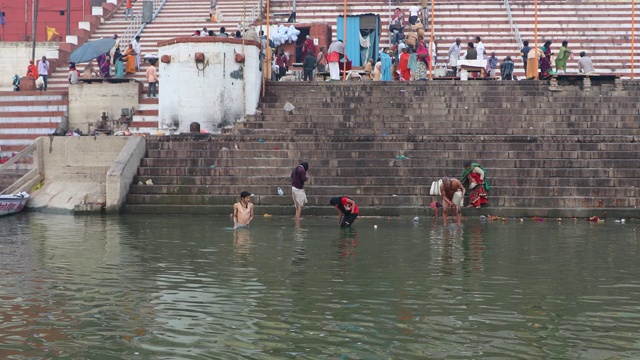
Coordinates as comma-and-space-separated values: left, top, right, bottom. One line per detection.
0, 192, 29, 216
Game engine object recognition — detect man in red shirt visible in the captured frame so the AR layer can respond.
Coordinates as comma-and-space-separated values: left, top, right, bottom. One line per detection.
125, 0, 136, 21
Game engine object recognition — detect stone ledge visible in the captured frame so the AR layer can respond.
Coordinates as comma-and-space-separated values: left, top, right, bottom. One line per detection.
122, 204, 639, 218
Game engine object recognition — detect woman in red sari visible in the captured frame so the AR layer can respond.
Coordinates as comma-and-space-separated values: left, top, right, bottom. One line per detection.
461, 161, 489, 208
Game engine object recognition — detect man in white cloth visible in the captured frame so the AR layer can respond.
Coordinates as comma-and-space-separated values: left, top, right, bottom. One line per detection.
447, 38, 461, 76
291, 162, 309, 221
475, 36, 485, 59
327, 40, 345, 81
131, 36, 141, 70
408, 3, 421, 25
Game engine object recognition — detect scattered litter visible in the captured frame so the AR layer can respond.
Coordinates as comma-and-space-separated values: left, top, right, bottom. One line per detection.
395, 154, 407, 160
621, 219, 626, 223
382, 132, 388, 136
283, 102, 295, 113
277, 187, 284, 196
588, 216, 604, 222
145, 179, 154, 185
264, 213, 272, 217
392, 194, 398, 197
374, 225, 378, 229
532, 217, 546, 222
519, 218, 524, 222
138, 181, 143, 185
258, 138, 264, 143
412, 216, 419, 222
556, 218, 562, 221
400, 89, 406, 92
480, 215, 486, 220
221, 147, 229, 151
274, 147, 279, 150
615, 220, 621, 223
234, 144, 239, 150
210, 165, 216, 168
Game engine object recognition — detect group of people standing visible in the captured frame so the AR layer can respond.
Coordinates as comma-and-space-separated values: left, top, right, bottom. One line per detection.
521, 39, 595, 80
232, 160, 488, 228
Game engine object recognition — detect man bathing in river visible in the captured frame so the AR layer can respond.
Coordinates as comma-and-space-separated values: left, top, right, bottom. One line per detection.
440, 177, 465, 226
233, 191, 254, 228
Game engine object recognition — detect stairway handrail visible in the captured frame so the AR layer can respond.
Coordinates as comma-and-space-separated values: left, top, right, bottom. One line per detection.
504, 0, 524, 50
119, 0, 167, 50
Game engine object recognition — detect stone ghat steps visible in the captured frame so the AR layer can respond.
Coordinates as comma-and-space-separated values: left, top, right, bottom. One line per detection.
125, 193, 637, 208
0, 170, 28, 193
128, 184, 637, 198
135, 165, 637, 179
145, 138, 639, 151
0, 91, 69, 152
236, 125, 637, 137
132, 175, 638, 188
145, 148, 639, 160
138, 157, 638, 170
121, 204, 634, 217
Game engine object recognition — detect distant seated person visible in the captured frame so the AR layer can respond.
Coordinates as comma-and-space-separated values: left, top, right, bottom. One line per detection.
463, 42, 477, 60
577, 51, 595, 75
12, 74, 20, 91
461, 161, 489, 209
190, 122, 201, 133
234, 30, 242, 39
68, 63, 80, 84
82, 61, 99, 79
26, 59, 39, 79
330, 196, 359, 227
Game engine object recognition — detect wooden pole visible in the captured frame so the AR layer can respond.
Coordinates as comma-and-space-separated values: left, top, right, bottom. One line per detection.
31, 0, 38, 61
632, 0, 635, 79
242, 0, 247, 116
343, 0, 347, 80
534, 0, 538, 79
428, 0, 434, 80
263, 0, 271, 96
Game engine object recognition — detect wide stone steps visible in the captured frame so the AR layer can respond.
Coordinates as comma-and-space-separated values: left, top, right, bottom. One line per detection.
144, 148, 639, 160
125, 193, 636, 208
134, 164, 637, 179
132, 175, 637, 188
0, 91, 68, 152
270, 0, 639, 78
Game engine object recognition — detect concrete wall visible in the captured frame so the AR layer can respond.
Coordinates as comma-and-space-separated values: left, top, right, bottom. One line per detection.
0, 42, 60, 90
68, 81, 142, 133
29, 136, 130, 211
157, 37, 262, 133
106, 136, 146, 214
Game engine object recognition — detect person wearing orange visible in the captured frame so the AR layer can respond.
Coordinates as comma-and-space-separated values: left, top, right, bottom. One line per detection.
26, 60, 38, 79
330, 196, 359, 227
123, 44, 136, 74
398, 46, 411, 81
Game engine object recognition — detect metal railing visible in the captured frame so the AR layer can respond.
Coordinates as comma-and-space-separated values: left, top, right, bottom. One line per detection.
504, 0, 524, 50
119, 0, 167, 50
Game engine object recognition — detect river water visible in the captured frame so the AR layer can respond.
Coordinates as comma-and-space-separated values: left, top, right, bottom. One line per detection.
0, 213, 639, 359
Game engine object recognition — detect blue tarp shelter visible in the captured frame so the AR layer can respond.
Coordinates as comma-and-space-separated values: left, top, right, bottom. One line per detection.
336, 14, 380, 67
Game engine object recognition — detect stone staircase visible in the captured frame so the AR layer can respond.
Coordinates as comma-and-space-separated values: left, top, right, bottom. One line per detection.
0, 91, 69, 153
269, 0, 640, 79
47, 0, 262, 133
124, 81, 640, 217
509, 0, 640, 79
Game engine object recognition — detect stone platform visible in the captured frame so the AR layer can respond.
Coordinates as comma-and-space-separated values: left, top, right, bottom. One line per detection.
124, 81, 640, 218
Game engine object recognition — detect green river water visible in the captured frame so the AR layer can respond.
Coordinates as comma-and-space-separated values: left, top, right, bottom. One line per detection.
0, 213, 639, 359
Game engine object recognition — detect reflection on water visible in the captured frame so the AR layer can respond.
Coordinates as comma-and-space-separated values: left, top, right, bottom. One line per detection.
0, 213, 639, 359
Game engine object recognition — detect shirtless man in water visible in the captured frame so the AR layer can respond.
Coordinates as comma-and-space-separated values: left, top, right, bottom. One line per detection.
233, 191, 254, 228
440, 177, 465, 225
